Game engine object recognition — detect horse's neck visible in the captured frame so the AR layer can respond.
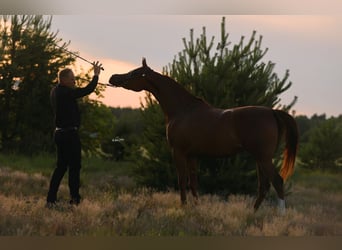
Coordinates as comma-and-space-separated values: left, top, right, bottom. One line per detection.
148, 72, 206, 118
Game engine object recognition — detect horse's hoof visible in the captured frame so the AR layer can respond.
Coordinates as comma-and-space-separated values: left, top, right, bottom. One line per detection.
253, 200, 261, 212
278, 199, 286, 216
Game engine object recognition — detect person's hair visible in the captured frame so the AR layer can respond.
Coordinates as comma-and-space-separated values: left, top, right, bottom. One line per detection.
58, 68, 73, 83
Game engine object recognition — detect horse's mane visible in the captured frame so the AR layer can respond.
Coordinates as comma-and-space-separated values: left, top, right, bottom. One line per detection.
152, 70, 210, 108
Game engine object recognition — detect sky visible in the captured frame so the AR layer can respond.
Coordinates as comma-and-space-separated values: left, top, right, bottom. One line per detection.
2, 0, 342, 117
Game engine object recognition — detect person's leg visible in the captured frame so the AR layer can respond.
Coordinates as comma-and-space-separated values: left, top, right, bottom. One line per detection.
68, 131, 82, 204
47, 132, 68, 203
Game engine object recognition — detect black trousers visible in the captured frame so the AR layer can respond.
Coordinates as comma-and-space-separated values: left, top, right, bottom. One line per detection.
47, 129, 81, 203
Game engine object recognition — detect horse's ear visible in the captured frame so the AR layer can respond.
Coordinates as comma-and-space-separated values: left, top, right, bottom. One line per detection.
142, 57, 147, 67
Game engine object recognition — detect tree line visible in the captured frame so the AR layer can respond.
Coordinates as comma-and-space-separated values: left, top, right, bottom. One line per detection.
296, 114, 342, 171
1, 15, 340, 196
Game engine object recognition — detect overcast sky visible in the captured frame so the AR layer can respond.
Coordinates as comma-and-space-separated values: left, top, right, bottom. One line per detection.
3, 0, 342, 117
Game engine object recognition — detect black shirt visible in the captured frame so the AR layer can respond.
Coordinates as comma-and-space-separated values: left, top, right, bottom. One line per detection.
51, 75, 98, 128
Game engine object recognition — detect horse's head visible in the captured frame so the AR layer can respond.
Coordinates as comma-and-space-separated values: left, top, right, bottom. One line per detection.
109, 58, 152, 92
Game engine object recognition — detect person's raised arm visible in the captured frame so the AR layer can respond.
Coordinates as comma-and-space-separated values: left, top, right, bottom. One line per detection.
73, 61, 103, 98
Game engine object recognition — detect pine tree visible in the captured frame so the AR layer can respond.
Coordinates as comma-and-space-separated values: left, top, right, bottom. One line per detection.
0, 15, 75, 153
132, 17, 297, 195
0, 15, 114, 155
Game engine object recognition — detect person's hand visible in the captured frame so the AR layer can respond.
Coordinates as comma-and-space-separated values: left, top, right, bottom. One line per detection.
93, 61, 103, 76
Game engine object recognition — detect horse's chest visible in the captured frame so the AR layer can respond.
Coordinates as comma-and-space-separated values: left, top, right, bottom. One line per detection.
166, 119, 179, 144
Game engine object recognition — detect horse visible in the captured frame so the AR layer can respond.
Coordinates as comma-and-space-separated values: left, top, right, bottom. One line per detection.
109, 58, 298, 212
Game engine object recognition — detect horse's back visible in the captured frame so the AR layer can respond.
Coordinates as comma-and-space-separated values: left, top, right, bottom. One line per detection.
167, 105, 279, 157
231, 106, 279, 157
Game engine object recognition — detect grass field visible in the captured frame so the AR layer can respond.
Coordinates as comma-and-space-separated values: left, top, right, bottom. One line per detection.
0, 153, 341, 236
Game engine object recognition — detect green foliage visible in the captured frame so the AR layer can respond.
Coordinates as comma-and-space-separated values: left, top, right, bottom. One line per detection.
164, 18, 296, 110
0, 152, 55, 176
79, 99, 117, 156
133, 99, 177, 190
295, 114, 327, 143
0, 15, 75, 154
198, 153, 256, 196
293, 167, 342, 193
0, 15, 113, 156
96, 108, 144, 161
299, 116, 342, 171
133, 17, 296, 195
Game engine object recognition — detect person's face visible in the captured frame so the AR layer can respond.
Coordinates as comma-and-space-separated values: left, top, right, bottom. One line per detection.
61, 71, 76, 88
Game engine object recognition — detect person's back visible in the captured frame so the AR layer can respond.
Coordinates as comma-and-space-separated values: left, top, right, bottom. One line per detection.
52, 84, 80, 129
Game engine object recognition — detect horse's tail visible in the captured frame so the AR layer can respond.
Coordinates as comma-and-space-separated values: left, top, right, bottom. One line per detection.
273, 110, 299, 181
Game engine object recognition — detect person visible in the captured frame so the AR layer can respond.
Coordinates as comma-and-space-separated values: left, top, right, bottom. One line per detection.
46, 61, 102, 208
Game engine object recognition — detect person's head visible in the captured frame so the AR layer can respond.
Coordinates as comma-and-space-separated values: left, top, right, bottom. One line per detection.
58, 68, 75, 88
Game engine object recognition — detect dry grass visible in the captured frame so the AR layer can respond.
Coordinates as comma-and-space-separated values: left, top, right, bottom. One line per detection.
0, 166, 341, 236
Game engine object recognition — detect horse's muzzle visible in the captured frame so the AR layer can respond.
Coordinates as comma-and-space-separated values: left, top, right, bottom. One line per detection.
109, 74, 125, 87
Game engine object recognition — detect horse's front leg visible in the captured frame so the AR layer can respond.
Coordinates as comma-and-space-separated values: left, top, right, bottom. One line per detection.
173, 149, 188, 205
187, 157, 198, 201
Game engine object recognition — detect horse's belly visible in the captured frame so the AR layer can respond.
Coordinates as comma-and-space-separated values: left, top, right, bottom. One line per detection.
170, 128, 241, 157
167, 112, 240, 156
190, 137, 242, 157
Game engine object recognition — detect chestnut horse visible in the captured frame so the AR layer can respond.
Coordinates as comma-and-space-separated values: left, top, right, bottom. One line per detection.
109, 58, 298, 212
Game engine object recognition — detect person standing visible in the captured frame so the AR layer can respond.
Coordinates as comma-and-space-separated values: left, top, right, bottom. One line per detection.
46, 61, 102, 208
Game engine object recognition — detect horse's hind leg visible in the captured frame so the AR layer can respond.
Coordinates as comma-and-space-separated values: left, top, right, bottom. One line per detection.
272, 171, 286, 214
259, 159, 285, 213
254, 163, 271, 211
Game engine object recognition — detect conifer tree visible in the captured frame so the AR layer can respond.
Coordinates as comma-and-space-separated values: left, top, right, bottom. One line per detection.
0, 15, 76, 153
299, 116, 342, 170
0, 15, 115, 155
